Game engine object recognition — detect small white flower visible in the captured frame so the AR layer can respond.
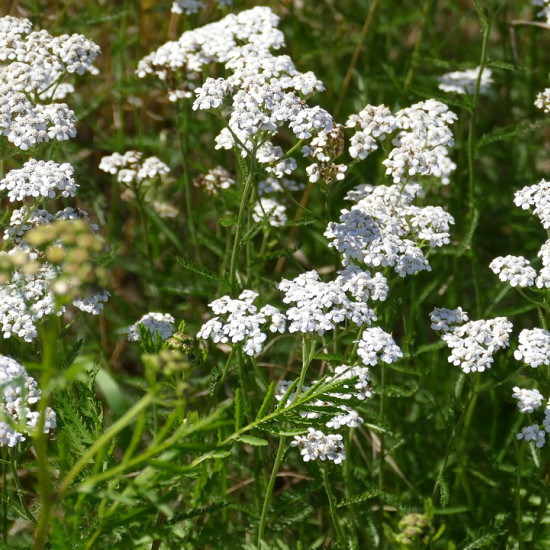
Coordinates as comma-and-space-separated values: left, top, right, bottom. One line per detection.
127, 312, 176, 343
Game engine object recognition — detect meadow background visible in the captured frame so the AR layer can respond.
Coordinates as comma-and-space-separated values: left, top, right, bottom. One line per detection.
3, 0, 550, 548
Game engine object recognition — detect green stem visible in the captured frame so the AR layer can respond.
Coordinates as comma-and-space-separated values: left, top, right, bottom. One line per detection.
229, 156, 256, 294
176, 102, 199, 261
402, 0, 432, 97
33, 320, 58, 550
516, 442, 525, 550
466, 9, 492, 318
257, 435, 287, 544
257, 336, 317, 541
321, 464, 345, 543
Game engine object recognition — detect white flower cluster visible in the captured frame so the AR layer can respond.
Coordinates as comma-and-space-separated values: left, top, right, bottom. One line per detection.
127, 312, 176, 344
514, 328, 550, 368
0, 160, 78, 202
514, 179, 550, 229
435, 313, 513, 373
345, 100, 456, 185
137, 7, 285, 99
99, 151, 171, 195
99, 150, 176, 217
489, 255, 537, 288
513, 388, 550, 448
325, 182, 454, 277
193, 166, 235, 195
0, 16, 99, 151
512, 386, 544, 413
438, 66, 493, 95
291, 428, 345, 464
139, 7, 333, 181
197, 290, 285, 356
0, 355, 56, 447
386, 100, 457, 185
278, 265, 386, 335
252, 197, 287, 227
73, 290, 111, 316
430, 307, 469, 332
172, 0, 232, 15
356, 327, 403, 366
346, 104, 396, 160
0, 262, 63, 342
535, 88, 550, 113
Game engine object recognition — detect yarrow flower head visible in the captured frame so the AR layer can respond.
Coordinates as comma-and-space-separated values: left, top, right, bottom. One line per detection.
127, 313, 176, 344
356, 327, 402, 366
0, 160, 78, 202
489, 255, 536, 288
325, 183, 454, 277
0, 16, 99, 151
430, 307, 469, 332
438, 66, 493, 95
439, 316, 513, 373
138, 7, 332, 180
291, 428, 346, 464
197, 290, 285, 356
0, 355, 56, 447
514, 328, 550, 368
512, 386, 544, 413
514, 394, 550, 448
278, 266, 384, 335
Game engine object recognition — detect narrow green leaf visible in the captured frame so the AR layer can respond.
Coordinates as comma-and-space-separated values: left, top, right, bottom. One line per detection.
234, 388, 244, 431
256, 381, 275, 420
175, 255, 229, 286
234, 434, 268, 446
220, 215, 238, 227
337, 489, 381, 508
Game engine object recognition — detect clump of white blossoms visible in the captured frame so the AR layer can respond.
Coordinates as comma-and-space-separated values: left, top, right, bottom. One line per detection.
0, 15, 100, 151
193, 167, 235, 195
433, 310, 513, 373
438, 66, 493, 95
514, 328, 550, 368
138, 7, 333, 180
127, 312, 176, 344
172, 0, 232, 15
325, 182, 454, 277
513, 391, 550, 448
430, 307, 469, 332
443, 317, 513, 373
356, 327, 403, 366
197, 290, 285, 356
489, 255, 537, 288
0, 355, 56, 447
99, 150, 175, 217
278, 265, 387, 335
291, 428, 345, 464
0, 160, 78, 202
252, 197, 287, 227
512, 386, 544, 413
